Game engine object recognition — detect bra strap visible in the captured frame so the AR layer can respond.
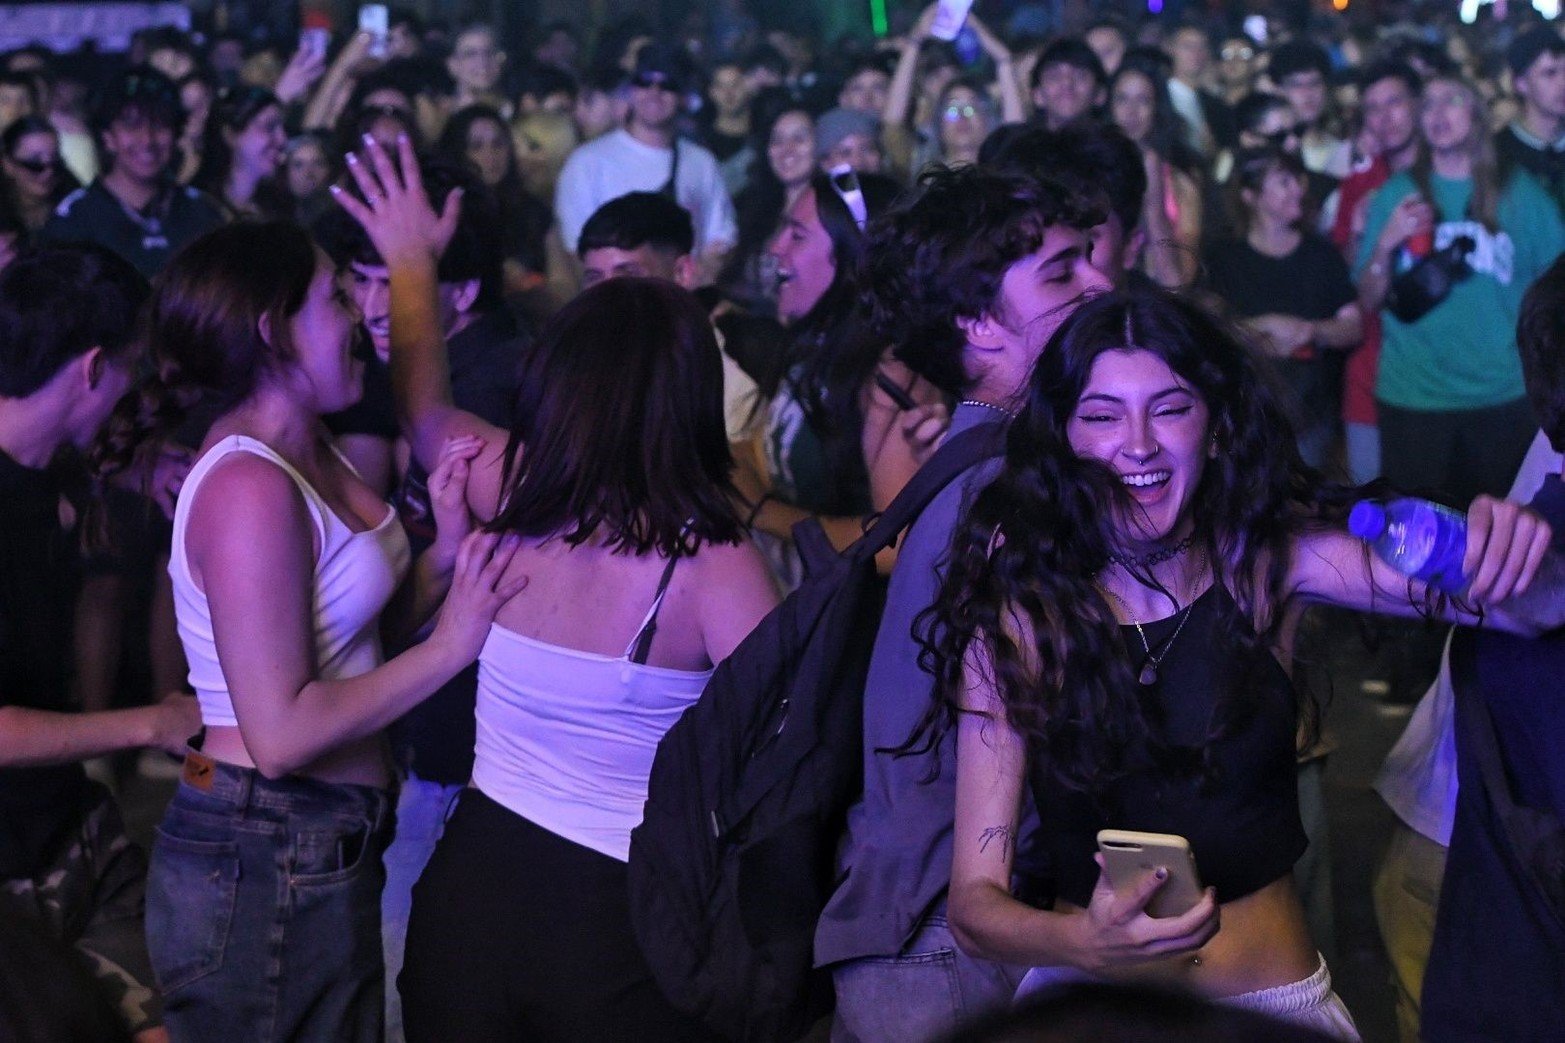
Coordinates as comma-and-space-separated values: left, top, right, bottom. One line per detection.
626, 552, 681, 665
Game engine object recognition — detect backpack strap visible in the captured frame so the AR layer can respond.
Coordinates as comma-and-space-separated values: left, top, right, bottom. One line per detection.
848, 422, 1006, 560
1448, 627, 1565, 924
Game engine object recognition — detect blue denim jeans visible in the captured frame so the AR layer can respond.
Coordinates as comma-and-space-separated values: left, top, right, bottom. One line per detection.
830, 912, 1024, 1043
145, 751, 393, 1042
381, 775, 462, 1043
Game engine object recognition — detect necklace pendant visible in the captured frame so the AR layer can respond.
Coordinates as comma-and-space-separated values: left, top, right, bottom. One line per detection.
1138, 660, 1158, 686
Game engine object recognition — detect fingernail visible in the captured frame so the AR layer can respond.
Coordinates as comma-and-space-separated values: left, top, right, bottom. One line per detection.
345, 152, 359, 164
1155, 867, 1168, 880
362, 133, 375, 146
328, 183, 341, 193
397, 132, 409, 144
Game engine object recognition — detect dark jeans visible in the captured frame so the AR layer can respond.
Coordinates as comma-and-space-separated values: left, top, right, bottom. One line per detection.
145, 752, 392, 1042
1377, 398, 1536, 506
400, 787, 721, 1043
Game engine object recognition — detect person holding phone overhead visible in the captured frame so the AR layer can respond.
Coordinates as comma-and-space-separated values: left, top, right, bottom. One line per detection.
917, 284, 1565, 1039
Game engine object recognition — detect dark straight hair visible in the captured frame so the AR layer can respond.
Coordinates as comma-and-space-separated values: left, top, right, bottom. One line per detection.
488, 277, 743, 556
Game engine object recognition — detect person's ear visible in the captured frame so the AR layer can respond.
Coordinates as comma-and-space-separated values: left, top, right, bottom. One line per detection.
453, 278, 481, 314
258, 311, 274, 348
956, 311, 1006, 352
672, 254, 698, 291
1124, 226, 1148, 272
79, 345, 106, 390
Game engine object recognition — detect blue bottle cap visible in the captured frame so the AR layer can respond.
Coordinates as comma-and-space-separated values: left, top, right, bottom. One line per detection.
1348, 500, 1388, 540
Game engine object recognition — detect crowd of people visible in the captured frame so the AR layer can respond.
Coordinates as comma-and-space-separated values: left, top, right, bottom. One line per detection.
2, 3, 1565, 1042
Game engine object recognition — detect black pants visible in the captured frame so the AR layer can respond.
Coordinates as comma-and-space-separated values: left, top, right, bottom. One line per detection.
399, 788, 721, 1043
1377, 397, 1536, 507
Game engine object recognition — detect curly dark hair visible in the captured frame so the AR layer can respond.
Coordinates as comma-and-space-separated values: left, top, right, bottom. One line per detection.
862, 165, 1101, 396
914, 284, 1340, 795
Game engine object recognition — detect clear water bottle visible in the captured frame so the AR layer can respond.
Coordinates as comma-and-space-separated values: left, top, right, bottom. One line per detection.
1348, 498, 1469, 593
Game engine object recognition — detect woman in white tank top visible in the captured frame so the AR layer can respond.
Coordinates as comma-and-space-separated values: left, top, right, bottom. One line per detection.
336, 138, 778, 1041
137, 222, 525, 1042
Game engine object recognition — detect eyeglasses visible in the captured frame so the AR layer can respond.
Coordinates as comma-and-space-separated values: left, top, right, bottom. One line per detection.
1259, 121, 1309, 146
9, 155, 59, 174
632, 72, 679, 93
827, 164, 867, 230
942, 103, 979, 122
1220, 45, 1255, 61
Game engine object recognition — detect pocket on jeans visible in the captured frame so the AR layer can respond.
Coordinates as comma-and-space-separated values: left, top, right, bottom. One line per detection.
290, 817, 381, 887
147, 827, 240, 992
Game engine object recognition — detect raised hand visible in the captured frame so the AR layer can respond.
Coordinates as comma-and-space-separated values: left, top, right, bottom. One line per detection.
331, 133, 462, 269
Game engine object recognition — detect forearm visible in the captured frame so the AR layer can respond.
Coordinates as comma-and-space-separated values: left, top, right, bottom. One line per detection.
884, 43, 920, 127
0, 704, 164, 768
1311, 312, 1362, 349
996, 60, 1025, 124
248, 639, 464, 777
1358, 246, 1394, 313
950, 879, 1088, 967
386, 256, 459, 470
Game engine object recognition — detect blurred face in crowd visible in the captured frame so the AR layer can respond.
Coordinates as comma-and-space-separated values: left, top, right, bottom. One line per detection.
708, 64, 752, 120
1034, 61, 1102, 130
1515, 51, 1565, 125
102, 106, 176, 186
1217, 37, 1256, 92
229, 102, 286, 180
769, 186, 835, 325
1167, 28, 1210, 84
1421, 77, 1477, 155
3, 128, 60, 203
1086, 27, 1127, 78
987, 225, 1113, 359
534, 27, 579, 70
580, 244, 694, 288
938, 84, 989, 156
574, 87, 624, 140
388, 22, 423, 60
284, 138, 331, 197
449, 28, 505, 95
463, 115, 513, 187
822, 131, 882, 175
1277, 67, 1327, 127
1361, 75, 1419, 159
1242, 101, 1304, 154
628, 71, 682, 133
0, 83, 33, 133
1244, 162, 1305, 228
1110, 68, 1155, 146
344, 261, 467, 361
839, 67, 890, 115
768, 110, 815, 191
179, 78, 214, 140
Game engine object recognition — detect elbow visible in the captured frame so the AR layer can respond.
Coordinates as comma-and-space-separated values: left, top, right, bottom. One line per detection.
946, 884, 997, 960
244, 734, 312, 780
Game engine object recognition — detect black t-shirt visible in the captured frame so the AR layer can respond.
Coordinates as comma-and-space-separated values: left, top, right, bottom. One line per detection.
1204, 232, 1356, 321
1495, 125, 1565, 213
37, 179, 227, 280
0, 451, 90, 879
326, 309, 526, 784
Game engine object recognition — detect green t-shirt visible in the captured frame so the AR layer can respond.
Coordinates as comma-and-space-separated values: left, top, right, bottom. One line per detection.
1356, 169, 1565, 410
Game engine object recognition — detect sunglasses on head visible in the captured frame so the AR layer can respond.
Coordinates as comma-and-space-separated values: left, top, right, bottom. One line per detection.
632, 72, 679, 93
826, 164, 868, 230
9, 155, 59, 174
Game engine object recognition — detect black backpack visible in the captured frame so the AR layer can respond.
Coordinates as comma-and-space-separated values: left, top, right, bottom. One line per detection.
627, 423, 1005, 1043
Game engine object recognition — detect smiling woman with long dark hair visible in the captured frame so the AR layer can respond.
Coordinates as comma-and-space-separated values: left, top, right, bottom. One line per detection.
920, 284, 1563, 1040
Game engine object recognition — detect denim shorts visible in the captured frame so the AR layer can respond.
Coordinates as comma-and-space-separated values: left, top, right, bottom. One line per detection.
145, 750, 393, 1042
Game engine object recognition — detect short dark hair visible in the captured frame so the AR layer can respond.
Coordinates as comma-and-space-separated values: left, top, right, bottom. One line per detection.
1508, 25, 1565, 78
1233, 90, 1291, 135
91, 66, 183, 135
313, 159, 504, 308
0, 244, 148, 398
519, 62, 578, 102
1267, 40, 1331, 82
1358, 58, 1422, 98
741, 42, 788, 78
862, 166, 1101, 394
1518, 254, 1565, 453
578, 191, 694, 258
1031, 37, 1107, 91
980, 122, 1146, 239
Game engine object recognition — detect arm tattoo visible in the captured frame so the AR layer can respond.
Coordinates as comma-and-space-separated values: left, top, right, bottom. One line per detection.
978, 826, 1013, 859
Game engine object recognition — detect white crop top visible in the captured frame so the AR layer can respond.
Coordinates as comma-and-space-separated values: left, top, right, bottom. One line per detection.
471, 569, 712, 862
169, 435, 411, 728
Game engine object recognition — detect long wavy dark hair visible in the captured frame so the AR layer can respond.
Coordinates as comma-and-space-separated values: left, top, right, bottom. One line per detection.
915, 285, 1342, 795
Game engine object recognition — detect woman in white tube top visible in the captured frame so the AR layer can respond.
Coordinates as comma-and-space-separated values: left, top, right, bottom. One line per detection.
335, 137, 779, 1041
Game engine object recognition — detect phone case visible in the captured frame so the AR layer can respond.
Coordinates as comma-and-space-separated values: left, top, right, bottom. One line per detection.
1097, 829, 1204, 918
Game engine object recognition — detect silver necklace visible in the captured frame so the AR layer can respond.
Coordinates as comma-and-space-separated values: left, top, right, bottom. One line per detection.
957, 399, 1015, 418
1100, 551, 1206, 687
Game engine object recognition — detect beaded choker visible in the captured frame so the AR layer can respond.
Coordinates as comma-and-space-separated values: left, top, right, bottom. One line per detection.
1107, 533, 1194, 571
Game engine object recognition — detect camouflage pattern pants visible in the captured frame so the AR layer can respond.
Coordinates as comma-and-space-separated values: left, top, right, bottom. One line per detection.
0, 786, 161, 1035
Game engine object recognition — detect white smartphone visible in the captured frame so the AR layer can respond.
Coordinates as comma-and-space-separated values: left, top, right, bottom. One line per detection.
929, 0, 975, 41
1096, 829, 1204, 919
358, 4, 389, 59
299, 27, 330, 62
